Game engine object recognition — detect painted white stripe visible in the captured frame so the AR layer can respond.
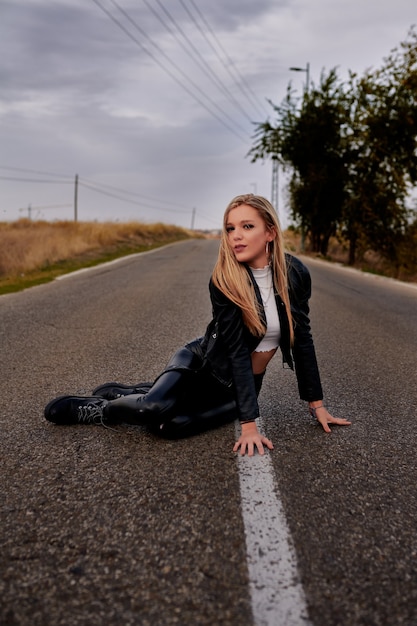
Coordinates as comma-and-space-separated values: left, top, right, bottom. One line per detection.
236, 419, 311, 626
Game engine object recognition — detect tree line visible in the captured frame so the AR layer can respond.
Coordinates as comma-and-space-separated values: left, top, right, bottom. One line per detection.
249, 28, 417, 277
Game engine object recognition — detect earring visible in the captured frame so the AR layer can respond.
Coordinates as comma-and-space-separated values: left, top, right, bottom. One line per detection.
265, 241, 270, 256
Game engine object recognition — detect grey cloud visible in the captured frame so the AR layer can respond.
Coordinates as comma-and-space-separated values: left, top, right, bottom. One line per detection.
1, 0, 415, 227
1, 2, 141, 97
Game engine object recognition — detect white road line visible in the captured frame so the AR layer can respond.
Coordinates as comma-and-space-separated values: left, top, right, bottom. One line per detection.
236, 419, 311, 626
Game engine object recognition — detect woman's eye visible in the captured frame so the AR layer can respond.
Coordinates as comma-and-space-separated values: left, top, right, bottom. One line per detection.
226, 226, 234, 233
243, 223, 254, 230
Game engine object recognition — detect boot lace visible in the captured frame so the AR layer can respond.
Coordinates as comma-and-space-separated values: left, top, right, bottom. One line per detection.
77, 402, 105, 425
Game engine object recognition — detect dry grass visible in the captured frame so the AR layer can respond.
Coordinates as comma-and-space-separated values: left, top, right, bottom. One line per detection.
0, 219, 196, 294
0, 219, 192, 277
286, 230, 417, 283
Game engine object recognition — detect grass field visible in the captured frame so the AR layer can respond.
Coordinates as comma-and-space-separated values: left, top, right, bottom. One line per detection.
0, 219, 195, 295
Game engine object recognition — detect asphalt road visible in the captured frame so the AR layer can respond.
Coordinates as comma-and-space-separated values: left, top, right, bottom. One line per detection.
1, 239, 416, 626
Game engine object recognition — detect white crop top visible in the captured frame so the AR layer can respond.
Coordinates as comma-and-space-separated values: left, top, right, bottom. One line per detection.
251, 265, 281, 352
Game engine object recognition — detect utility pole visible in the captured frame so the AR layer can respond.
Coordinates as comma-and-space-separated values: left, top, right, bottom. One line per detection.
289, 62, 310, 95
289, 62, 311, 251
74, 174, 78, 222
271, 158, 279, 219
191, 207, 196, 230
271, 131, 280, 219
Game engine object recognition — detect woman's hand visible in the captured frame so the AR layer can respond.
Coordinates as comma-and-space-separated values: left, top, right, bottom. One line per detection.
309, 403, 351, 432
233, 421, 274, 456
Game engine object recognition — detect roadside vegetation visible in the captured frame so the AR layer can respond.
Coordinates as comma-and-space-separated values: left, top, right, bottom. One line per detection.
1, 218, 414, 298
285, 227, 417, 282
0, 219, 195, 295
250, 27, 417, 281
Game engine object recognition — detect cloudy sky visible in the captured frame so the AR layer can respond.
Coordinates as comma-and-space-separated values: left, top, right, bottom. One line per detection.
1, 0, 415, 230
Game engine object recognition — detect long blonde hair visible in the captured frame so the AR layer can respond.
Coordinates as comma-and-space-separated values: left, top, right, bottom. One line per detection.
212, 194, 294, 343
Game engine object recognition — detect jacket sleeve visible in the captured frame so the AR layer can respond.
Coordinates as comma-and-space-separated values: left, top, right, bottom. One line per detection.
288, 257, 324, 402
208, 280, 260, 422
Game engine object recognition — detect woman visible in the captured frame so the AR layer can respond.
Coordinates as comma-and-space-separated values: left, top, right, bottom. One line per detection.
45, 194, 350, 455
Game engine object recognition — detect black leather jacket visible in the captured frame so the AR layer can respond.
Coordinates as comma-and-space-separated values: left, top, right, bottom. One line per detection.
198, 254, 323, 423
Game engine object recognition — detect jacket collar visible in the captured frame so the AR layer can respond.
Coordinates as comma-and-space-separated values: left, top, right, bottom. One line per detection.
245, 265, 267, 327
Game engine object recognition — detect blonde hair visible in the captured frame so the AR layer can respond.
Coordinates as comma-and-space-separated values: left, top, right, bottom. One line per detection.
212, 194, 294, 343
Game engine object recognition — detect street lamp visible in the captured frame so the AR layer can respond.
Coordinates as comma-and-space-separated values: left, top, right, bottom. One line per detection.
289, 63, 310, 252
289, 62, 310, 94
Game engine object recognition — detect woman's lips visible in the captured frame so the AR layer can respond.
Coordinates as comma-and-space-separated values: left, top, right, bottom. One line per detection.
234, 245, 246, 252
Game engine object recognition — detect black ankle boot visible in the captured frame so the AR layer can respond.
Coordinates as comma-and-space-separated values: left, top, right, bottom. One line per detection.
100, 344, 199, 412
104, 370, 187, 425
92, 381, 152, 400
45, 396, 110, 425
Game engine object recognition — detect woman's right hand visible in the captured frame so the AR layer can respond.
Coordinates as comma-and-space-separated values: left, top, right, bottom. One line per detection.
233, 421, 274, 456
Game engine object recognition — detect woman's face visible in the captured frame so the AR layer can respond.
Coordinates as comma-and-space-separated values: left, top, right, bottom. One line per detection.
226, 204, 275, 268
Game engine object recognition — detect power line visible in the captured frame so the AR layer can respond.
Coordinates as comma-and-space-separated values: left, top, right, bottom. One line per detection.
21, 204, 72, 210
80, 179, 221, 224
79, 180, 191, 214
180, 0, 269, 119
0, 165, 73, 179
0, 166, 192, 210
80, 177, 192, 211
0, 165, 199, 216
108, 0, 248, 137
0, 176, 72, 184
142, 0, 254, 123
90, 0, 248, 142
194, 209, 222, 228
0, 165, 195, 213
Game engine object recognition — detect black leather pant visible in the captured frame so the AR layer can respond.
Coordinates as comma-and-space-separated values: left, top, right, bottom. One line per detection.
104, 341, 265, 439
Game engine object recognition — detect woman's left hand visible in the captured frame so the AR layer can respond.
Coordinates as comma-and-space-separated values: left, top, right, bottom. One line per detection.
309, 403, 351, 432
234, 421, 274, 456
